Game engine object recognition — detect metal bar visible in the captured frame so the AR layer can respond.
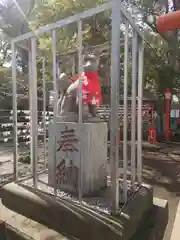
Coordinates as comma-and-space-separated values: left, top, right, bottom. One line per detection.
12, 42, 18, 181
52, 31, 58, 116
16, 169, 47, 183
72, 56, 76, 75
12, 2, 112, 43
131, 30, 138, 191
57, 60, 60, 77
28, 51, 33, 175
42, 57, 47, 169
7, 35, 43, 56
123, 20, 129, 203
120, 4, 144, 40
137, 39, 144, 184
31, 38, 38, 188
78, 21, 83, 125
52, 30, 58, 196
78, 20, 83, 202
16, 41, 43, 57
110, 0, 121, 214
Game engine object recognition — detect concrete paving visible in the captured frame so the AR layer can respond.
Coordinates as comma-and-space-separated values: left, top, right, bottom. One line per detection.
0, 200, 69, 240
170, 200, 180, 240
143, 146, 180, 240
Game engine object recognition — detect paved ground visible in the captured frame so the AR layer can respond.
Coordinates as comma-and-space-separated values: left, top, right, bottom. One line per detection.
0, 145, 14, 185
0, 142, 180, 239
143, 144, 180, 240
0, 144, 45, 186
0, 200, 69, 240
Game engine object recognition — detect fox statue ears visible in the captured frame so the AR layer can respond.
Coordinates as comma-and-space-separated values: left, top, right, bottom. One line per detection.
83, 54, 99, 72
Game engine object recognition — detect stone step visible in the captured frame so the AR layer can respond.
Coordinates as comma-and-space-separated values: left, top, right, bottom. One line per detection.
0, 197, 168, 240
0, 202, 69, 240
0, 182, 153, 240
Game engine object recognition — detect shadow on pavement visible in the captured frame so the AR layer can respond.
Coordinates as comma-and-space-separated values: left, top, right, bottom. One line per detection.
143, 151, 180, 196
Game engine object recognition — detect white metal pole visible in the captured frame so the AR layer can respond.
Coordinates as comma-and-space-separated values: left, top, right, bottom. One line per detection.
31, 38, 38, 188
78, 20, 83, 202
110, 0, 121, 214
123, 20, 129, 203
72, 56, 76, 75
137, 39, 144, 184
28, 51, 33, 172
131, 30, 138, 191
42, 57, 47, 169
57, 60, 60, 77
52, 30, 58, 196
12, 42, 18, 181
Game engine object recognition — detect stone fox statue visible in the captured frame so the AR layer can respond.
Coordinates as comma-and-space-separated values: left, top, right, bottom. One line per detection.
57, 54, 102, 118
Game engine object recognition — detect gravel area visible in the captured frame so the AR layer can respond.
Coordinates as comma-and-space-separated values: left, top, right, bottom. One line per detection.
0, 145, 46, 186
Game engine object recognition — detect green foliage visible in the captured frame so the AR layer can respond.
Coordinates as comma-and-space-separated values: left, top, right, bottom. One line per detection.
30, 0, 109, 52
0, 42, 10, 66
29, 0, 111, 84
144, 42, 180, 96
28, 0, 180, 97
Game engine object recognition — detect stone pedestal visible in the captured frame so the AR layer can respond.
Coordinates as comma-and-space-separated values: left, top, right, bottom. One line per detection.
48, 120, 108, 195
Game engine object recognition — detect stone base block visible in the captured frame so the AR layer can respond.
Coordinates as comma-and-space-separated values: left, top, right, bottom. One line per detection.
48, 120, 108, 195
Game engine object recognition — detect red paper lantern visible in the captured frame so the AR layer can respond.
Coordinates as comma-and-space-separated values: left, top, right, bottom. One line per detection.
156, 10, 180, 33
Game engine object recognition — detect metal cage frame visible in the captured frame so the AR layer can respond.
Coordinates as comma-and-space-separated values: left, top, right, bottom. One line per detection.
11, 0, 144, 214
